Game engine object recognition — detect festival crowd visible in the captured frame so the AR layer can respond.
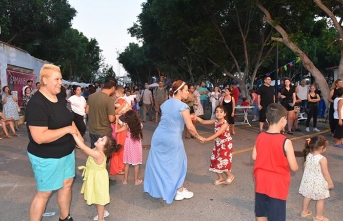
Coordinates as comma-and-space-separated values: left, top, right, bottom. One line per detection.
21, 64, 338, 221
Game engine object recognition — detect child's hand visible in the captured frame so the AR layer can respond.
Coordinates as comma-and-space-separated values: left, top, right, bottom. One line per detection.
328, 182, 334, 190
115, 114, 120, 119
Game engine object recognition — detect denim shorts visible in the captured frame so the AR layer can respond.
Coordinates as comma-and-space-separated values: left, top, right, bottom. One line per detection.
28, 151, 75, 192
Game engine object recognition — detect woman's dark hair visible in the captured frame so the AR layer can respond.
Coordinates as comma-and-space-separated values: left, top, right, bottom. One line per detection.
124, 110, 143, 140
303, 135, 327, 161
2, 86, 11, 95
214, 105, 229, 122
170, 80, 187, 97
72, 85, 81, 94
25, 87, 32, 94
103, 135, 122, 157
280, 78, 291, 94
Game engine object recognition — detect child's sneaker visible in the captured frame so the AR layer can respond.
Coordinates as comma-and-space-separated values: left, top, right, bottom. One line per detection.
93, 210, 109, 220
313, 128, 320, 132
306, 127, 310, 132
174, 188, 194, 201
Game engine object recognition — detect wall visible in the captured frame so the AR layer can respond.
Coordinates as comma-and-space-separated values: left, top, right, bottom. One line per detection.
0, 41, 49, 90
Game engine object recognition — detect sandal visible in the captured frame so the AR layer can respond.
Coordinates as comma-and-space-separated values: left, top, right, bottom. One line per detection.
185, 136, 191, 139
313, 217, 329, 221
4, 134, 12, 139
213, 180, 226, 185
224, 176, 235, 185
301, 210, 312, 218
12, 133, 19, 136
135, 179, 143, 185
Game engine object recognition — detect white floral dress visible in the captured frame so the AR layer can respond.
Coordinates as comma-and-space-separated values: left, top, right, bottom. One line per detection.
2, 95, 20, 120
299, 153, 330, 200
209, 120, 233, 173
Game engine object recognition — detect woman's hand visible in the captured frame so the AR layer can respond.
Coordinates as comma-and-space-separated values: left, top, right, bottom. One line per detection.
328, 182, 334, 190
231, 112, 234, 117
339, 119, 342, 126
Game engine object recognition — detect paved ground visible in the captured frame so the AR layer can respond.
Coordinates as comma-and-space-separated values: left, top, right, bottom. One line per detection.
0, 110, 342, 221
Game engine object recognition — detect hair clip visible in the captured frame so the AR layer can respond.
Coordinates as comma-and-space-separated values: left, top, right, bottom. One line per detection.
306, 138, 311, 145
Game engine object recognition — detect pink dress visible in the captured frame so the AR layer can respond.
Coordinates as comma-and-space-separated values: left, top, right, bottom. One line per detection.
209, 120, 233, 173
123, 129, 142, 165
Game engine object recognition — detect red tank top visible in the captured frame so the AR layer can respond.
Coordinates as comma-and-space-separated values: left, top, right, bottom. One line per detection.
254, 132, 290, 200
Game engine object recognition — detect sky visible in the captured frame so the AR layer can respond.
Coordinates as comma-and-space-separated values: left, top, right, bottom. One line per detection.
69, 0, 145, 77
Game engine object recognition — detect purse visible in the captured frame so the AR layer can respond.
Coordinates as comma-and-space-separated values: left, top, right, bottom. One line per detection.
139, 90, 144, 106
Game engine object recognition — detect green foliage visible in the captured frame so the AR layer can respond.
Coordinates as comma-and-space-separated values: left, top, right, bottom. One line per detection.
0, 0, 103, 83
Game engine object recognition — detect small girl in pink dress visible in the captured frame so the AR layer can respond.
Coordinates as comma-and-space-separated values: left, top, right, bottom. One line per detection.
196, 105, 234, 185
115, 110, 143, 185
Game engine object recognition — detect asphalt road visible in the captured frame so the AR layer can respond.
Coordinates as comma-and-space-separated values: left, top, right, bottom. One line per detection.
0, 112, 341, 221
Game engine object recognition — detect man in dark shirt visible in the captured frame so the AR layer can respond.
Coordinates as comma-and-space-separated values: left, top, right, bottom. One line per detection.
257, 76, 275, 132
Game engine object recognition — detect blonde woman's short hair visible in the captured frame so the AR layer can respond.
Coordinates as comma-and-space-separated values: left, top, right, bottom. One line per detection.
40, 64, 61, 86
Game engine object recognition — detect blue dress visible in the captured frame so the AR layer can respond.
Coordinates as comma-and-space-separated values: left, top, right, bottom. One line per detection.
144, 98, 189, 204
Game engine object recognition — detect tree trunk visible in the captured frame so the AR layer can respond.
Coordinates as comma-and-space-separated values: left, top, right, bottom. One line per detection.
257, 2, 330, 108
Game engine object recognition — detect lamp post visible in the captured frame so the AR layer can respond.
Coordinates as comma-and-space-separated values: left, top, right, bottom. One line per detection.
275, 42, 278, 99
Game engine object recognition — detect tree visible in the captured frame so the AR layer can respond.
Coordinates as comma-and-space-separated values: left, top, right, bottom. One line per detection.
256, 0, 342, 107
129, 0, 276, 96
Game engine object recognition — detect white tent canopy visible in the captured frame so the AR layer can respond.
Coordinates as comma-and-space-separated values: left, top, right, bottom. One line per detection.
62, 80, 91, 87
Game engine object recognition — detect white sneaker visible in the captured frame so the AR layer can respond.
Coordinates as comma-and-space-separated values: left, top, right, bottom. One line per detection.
306, 127, 310, 132
174, 188, 194, 201
93, 210, 109, 220
313, 128, 320, 132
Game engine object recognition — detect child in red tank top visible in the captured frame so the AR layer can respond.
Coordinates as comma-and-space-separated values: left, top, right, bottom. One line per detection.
252, 103, 298, 221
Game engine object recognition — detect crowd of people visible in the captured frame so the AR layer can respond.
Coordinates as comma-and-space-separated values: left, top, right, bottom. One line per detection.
15, 63, 337, 221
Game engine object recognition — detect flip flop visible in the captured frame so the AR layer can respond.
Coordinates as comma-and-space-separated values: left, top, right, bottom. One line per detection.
213, 180, 226, 185
135, 179, 143, 185
313, 217, 329, 221
225, 176, 235, 185
301, 210, 312, 218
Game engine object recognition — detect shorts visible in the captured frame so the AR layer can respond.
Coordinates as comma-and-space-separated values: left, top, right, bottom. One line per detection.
28, 151, 75, 192
155, 101, 163, 112
255, 192, 286, 221
334, 119, 343, 139
259, 108, 266, 122
281, 102, 294, 111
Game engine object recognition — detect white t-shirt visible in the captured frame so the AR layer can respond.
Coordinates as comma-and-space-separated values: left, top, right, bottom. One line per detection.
68, 95, 86, 116
297, 85, 309, 100
124, 94, 136, 106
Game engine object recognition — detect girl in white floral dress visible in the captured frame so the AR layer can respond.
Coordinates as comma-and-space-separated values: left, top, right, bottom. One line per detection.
299, 136, 334, 221
196, 105, 234, 186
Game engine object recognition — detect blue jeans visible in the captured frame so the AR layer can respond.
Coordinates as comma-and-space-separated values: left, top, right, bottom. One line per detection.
201, 100, 208, 111
300, 100, 308, 113
90, 133, 103, 148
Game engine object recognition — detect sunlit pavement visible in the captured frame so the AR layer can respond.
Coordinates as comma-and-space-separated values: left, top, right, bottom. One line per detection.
0, 111, 341, 221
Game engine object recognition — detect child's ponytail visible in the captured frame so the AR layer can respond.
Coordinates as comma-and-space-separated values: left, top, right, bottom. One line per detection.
303, 138, 312, 162
302, 135, 328, 162
104, 135, 122, 157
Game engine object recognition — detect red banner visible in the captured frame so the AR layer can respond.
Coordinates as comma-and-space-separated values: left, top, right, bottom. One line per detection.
6, 70, 36, 107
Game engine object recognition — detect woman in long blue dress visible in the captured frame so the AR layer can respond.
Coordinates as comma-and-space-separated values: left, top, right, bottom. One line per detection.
144, 80, 204, 204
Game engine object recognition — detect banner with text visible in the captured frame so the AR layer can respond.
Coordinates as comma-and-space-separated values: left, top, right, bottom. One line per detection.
6, 70, 36, 107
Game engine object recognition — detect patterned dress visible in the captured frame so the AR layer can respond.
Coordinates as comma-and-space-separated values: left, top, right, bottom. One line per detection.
2, 95, 20, 120
123, 127, 142, 165
209, 120, 233, 173
299, 153, 330, 200
193, 90, 204, 116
